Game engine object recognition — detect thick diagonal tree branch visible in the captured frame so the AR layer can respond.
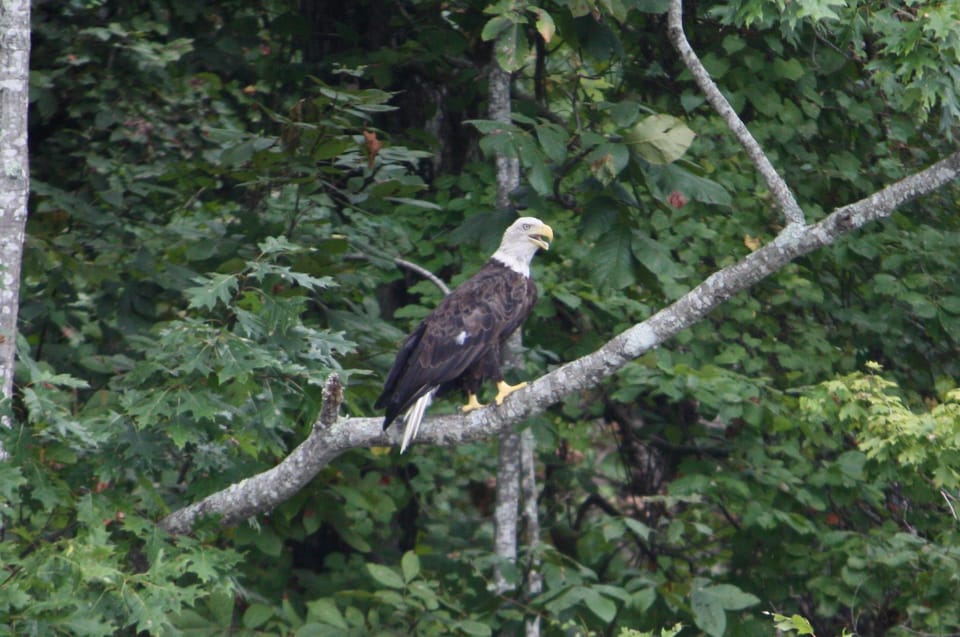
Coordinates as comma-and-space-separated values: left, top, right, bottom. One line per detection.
158, 150, 960, 535
667, 0, 805, 226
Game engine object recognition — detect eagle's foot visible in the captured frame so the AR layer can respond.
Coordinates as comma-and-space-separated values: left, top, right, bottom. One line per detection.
461, 394, 485, 413
494, 380, 527, 405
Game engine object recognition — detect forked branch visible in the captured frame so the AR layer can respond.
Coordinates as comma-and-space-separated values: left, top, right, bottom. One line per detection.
667, 0, 805, 226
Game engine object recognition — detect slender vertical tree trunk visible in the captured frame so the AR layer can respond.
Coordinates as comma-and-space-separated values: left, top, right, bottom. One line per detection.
0, 0, 31, 455
489, 63, 543, 636
520, 427, 542, 637
489, 64, 522, 597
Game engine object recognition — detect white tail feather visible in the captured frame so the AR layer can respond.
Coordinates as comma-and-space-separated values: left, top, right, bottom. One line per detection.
400, 390, 435, 453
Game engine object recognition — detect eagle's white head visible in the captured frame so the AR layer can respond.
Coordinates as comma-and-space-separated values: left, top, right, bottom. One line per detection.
491, 216, 554, 276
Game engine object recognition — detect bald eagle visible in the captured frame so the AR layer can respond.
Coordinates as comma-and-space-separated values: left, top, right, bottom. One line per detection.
376, 217, 554, 452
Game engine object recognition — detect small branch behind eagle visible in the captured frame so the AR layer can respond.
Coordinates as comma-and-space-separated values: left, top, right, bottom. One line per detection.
393, 257, 452, 296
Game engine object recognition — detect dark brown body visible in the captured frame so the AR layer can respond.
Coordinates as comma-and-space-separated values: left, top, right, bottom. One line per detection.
375, 259, 538, 429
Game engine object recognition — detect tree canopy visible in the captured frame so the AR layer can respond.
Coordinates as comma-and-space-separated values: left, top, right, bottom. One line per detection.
3, 0, 960, 635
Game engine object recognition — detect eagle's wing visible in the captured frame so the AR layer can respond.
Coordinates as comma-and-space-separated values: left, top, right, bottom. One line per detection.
377, 263, 536, 428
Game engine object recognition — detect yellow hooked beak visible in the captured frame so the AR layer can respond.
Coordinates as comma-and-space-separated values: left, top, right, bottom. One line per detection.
528, 223, 554, 251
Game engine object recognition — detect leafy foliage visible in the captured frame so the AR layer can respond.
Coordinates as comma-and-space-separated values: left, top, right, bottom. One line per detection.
5, 0, 960, 635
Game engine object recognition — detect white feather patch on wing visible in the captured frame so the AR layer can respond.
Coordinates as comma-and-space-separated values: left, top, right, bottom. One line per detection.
400, 389, 436, 453
455, 330, 468, 345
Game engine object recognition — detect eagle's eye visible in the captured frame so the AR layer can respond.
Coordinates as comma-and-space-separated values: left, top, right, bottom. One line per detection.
522, 223, 531, 230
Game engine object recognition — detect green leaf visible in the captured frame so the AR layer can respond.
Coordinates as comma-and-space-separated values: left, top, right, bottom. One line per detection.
632, 232, 685, 288
294, 623, 344, 637
481, 15, 513, 42
692, 581, 760, 637
625, 114, 696, 164
243, 603, 275, 629
528, 7, 556, 42
623, 517, 653, 540
583, 588, 618, 622
494, 23, 530, 72
401, 551, 420, 583
306, 598, 348, 629
598, 0, 629, 22
536, 123, 568, 163
691, 588, 726, 637
185, 273, 238, 311
772, 58, 805, 80
642, 163, 732, 207
456, 619, 493, 636
634, 0, 669, 12
586, 143, 630, 185
766, 612, 816, 635
705, 584, 761, 610
366, 563, 405, 589
795, 0, 845, 22
938, 296, 960, 314
591, 227, 635, 289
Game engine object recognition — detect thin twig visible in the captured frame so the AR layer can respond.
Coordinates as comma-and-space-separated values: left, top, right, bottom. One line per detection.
666, 0, 806, 227
393, 257, 451, 295
941, 488, 959, 520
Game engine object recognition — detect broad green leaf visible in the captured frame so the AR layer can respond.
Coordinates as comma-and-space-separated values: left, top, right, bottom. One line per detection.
692, 581, 760, 637
306, 598, 348, 629
456, 619, 493, 636
583, 588, 618, 622
528, 7, 556, 42
494, 23, 530, 72
599, 0, 629, 22
634, 0, 669, 12
690, 588, 726, 637
294, 623, 343, 637
624, 517, 653, 540
366, 563, 404, 589
625, 114, 696, 164
642, 163, 732, 207
408, 580, 439, 610
401, 551, 420, 583
591, 228, 635, 289
773, 57, 805, 80
243, 603, 275, 629
564, 0, 596, 18
586, 143, 629, 185
704, 584, 761, 610
527, 155, 553, 195
632, 232, 685, 287
536, 123, 568, 162
481, 15, 513, 42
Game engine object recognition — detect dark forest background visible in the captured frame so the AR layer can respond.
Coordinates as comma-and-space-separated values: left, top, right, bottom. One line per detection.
4, 0, 960, 634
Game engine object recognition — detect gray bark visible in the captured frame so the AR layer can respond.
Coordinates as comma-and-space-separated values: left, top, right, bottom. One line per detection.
159, 150, 960, 535
489, 63, 525, 598
521, 427, 542, 637
667, 0, 804, 226
0, 0, 31, 455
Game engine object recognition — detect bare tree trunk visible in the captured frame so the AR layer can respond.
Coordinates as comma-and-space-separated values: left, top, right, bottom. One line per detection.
520, 427, 542, 637
489, 63, 524, 600
0, 0, 32, 456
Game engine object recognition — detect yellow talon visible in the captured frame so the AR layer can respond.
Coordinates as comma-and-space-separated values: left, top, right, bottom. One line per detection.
494, 380, 527, 405
461, 394, 485, 413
